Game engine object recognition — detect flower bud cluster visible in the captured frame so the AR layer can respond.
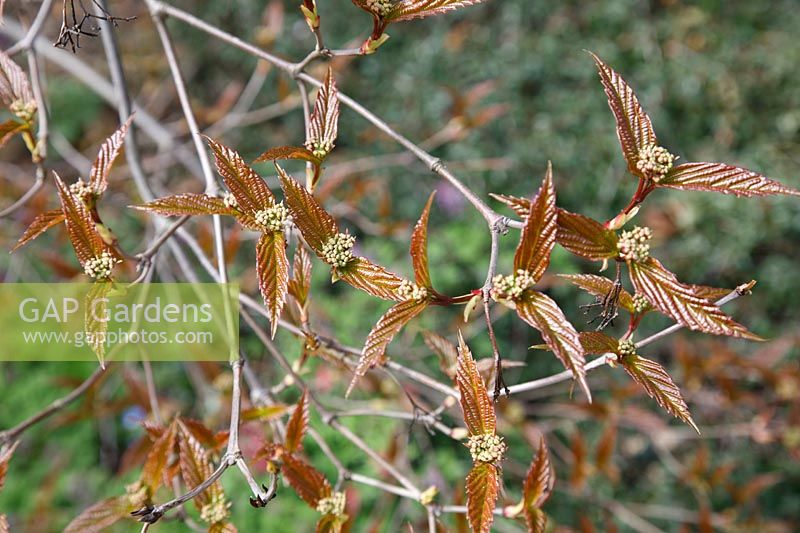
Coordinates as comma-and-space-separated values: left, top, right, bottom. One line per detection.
10, 99, 36, 122
397, 279, 428, 302
618, 226, 653, 263
222, 191, 238, 209
306, 139, 334, 159
199, 493, 231, 525
632, 293, 649, 313
636, 144, 675, 181
322, 232, 356, 268
254, 202, 289, 233
365, 0, 394, 17
69, 179, 94, 202
491, 269, 535, 301
467, 433, 506, 464
84, 251, 119, 279
617, 339, 637, 358
315, 491, 346, 516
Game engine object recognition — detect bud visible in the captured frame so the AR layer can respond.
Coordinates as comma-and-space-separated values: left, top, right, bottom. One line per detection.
84, 251, 120, 280
305, 139, 334, 159
9, 99, 37, 123
254, 202, 289, 233
419, 485, 439, 506
366, 0, 394, 17
199, 493, 231, 525
69, 179, 94, 203
491, 269, 535, 301
316, 491, 346, 516
618, 339, 637, 358
222, 191, 238, 209
396, 279, 428, 302
321, 232, 356, 268
467, 433, 506, 464
632, 293, 649, 314
636, 144, 675, 182
617, 226, 653, 263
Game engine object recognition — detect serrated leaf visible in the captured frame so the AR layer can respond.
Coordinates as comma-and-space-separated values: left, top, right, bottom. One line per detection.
64, 496, 134, 533
307, 68, 340, 159
133, 193, 239, 217
514, 163, 556, 281
85, 281, 112, 366
523, 438, 554, 531
456, 332, 495, 436
516, 291, 590, 400
620, 354, 699, 434
689, 284, 732, 302
589, 52, 657, 178
423, 330, 458, 379
282, 453, 332, 508
337, 257, 407, 301
659, 162, 800, 198
490, 193, 530, 218
410, 191, 436, 289
141, 421, 177, 492
0, 119, 26, 147
0, 50, 34, 107
285, 390, 309, 454
90, 117, 132, 195
253, 145, 322, 166
54, 173, 105, 266
278, 166, 337, 250
0, 441, 18, 492
389, 0, 486, 23
177, 421, 219, 509
257, 232, 289, 338
579, 331, 619, 355
347, 299, 428, 396
11, 209, 66, 252
209, 523, 238, 533
556, 208, 619, 261
465, 462, 498, 533
316, 513, 347, 533
207, 137, 274, 213
558, 273, 635, 313
288, 245, 313, 307
628, 257, 759, 340
241, 404, 290, 421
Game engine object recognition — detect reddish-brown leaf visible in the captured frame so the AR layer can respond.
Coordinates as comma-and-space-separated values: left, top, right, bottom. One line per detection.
390, 0, 486, 23
689, 284, 733, 302
0, 119, 26, 147
177, 421, 219, 509
579, 331, 619, 355
589, 52, 657, 178
89, 117, 132, 195
141, 421, 177, 492
278, 167, 337, 251
209, 523, 238, 533
556, 208, 619, 261
410, 191, 436, 289
423, 330, 458, 379
207, 137, 275, 213
465, 462, 498, 533
337, 257, 407, 301
347, 299, 428, 396
620, 354, 699, 434
490, 193, 530, 218
253, 145, 322, 166
285, 390, 309, 454
11, 209, 66, 252
63, 496, 134, 533
523, 438, 554, 531
0, 441, 18, 492
316, 514, 347, 533
85, 281, 112, 366
514, 163, 557, 281
256, 232, 289, 338
54, 173, 105, 266
288, 245, 313, 307
659, 162, 799, 198
307, 68, 340, 159
0, 50, 34, 107
516, 291, 590, 400
133, 193, 239, 217
456, 332, 495, 436
628, 257, 759, 340
282, 453, 332, 508
558, 273, 635, 314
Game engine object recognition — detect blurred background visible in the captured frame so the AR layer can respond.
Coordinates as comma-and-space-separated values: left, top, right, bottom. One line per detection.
1, 0, 799, 531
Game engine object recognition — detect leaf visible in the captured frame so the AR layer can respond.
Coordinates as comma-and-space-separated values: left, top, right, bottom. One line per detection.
0, 441, 18, 492
628, 257, 759, 340
515, 291, 590, 400
389, 0, 487, 23
64, 496, 134, 533
410, 191, 436, 288
89, 117, 132, 195
589, 52, 657, 178
10, 209, 66, 252
133, 193, 239, 217
489, 193, 530, 218
316, 514, 347, 533
456, 332, 495, 436
242, 404, 290, 422
85, 281, 112, 366
141, 421, 177, 492
177, 421, 219, 509
278, 166, 337, 251
0, 119, 26, 147
207, 137, 274, 213
0, 50, 34, 106
579, 331, 619, 355
514, 162, 557, 281
465, 463, 498, 533
423, 330, 458, 379
0, 514, 7, 533
558, 273, 635, 313
282, 453, 332, 508
285, 390, 309, 454
256, 232, 289, 338
659, 162, 800, 198
54, 173, 105, 266
347, 299, 428, 396
288, 245, 313, 307
307, 68, 340, 160
556, 208, 618, 261
689, 284, 732, 302
620, 354, 699, 434
253, 145, 322, 166
523, 438, 554, 531
337, 257, 407, 301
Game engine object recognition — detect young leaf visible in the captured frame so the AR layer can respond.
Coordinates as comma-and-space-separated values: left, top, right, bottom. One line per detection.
177, 421, 219, 509
0, 50, 34, 107
282, 453, 332, 508
556, 208, 619, 261
64, 496, 136, 533
306, 68, 340, 161
11, 209, 66, 252
523, 438, 554, 532
288, 245, 313, 307
256, 232, 289, 338
347, 299, 428, 396
465, 462, 498, 533
515, 291, 590, 400
558, 273, 635, 314
589, 52, 657, 178
90, 117, 132, 196
253, 145, 322, 166
620, 354, 699, 434
514, 163, 556, 281
410, 191, 436, 289
0, 441, 18, 491
628, 257, 760, 340
207, 137, 274, 213
285, 390, 309, 454
0, 119, 26, 147
133, 193, 239, 217
337, 257, 407, 301
54, 173, 105, 266
490, 192, 530, 218
659, 162, 800, 198
423, 330, 458, 379
85, 281, 113, 367
278, 167, 337, 251
141, 421, 177, 492
390, 0, 486, 23
456, 332, 495, 436
579, 331, 619, 355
